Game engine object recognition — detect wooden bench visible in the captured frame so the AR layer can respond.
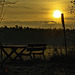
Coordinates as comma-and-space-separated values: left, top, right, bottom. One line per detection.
0, 45, 27, 62
26, 44, 47, 59
0, 44, 47, 62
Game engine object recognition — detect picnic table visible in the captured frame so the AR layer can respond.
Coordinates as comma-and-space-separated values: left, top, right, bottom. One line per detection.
0, 44, 47, 63
27, 44, 47, 59
0, 45, 27, 62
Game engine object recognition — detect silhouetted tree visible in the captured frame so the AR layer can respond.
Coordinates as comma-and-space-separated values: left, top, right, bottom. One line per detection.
18, 26, 23, 30
68, 0, 75, 15
15, 25, 19, 29
4, 25, 8, 29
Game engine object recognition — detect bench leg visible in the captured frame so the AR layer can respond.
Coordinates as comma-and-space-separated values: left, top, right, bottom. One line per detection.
33, 54, 35, 60
30, 54, 32, 60
43, 54, 46, 59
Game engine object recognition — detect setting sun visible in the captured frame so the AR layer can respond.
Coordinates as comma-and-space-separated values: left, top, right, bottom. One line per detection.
53, 10, 61, 18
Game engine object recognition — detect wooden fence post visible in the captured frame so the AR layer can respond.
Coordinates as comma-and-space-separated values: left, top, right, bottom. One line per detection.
61, 13, 67, 56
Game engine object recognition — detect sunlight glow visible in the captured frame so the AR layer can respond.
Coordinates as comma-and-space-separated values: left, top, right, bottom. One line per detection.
53, 10, 61, 18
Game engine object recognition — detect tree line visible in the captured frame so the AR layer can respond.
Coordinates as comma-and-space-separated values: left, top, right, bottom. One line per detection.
0, 25, 75, 31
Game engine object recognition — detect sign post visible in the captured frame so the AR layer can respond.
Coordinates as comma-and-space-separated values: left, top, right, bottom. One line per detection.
61, 13, 67, 56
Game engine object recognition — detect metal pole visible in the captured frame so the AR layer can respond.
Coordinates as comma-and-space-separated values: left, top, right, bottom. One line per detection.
61, 13, 67, 56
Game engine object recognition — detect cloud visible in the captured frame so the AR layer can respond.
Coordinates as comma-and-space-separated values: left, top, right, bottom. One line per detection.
49, 21, 57, 24
65, 18, 75, 20
24, 11, 48, 14
40, 8, 50, 11
41, 21, 57, 25
9, 5, 32, 9
7, 9, 48, 15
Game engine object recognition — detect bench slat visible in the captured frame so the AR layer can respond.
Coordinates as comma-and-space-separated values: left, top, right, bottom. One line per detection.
28, 44, 47, 47
27, 48, 46, 51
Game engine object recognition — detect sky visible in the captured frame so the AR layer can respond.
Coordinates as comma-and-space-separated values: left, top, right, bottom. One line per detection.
0, 0, 75, 29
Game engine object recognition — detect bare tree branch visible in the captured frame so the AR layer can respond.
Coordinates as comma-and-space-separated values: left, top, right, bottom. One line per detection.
0, 0, 18, 24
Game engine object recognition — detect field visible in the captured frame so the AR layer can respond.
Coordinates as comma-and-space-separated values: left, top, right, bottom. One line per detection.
0, 58, 75, 75
0, 46, 75, 75
0, 28, 75, 75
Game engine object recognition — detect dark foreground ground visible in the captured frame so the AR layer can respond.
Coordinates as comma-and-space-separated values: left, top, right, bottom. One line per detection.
0, 55, 75, 75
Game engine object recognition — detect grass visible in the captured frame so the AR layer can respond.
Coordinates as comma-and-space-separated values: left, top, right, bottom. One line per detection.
0, 55, 75, 75
0, 46, 75, 75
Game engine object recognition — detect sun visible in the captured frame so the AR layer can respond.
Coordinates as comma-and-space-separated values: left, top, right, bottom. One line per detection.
53, 10, 61, 18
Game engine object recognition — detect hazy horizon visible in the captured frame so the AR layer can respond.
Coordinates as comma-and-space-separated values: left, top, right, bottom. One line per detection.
0, 21, 74, 29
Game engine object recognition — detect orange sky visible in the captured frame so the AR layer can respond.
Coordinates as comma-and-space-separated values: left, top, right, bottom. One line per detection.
0, 0, 75, 29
